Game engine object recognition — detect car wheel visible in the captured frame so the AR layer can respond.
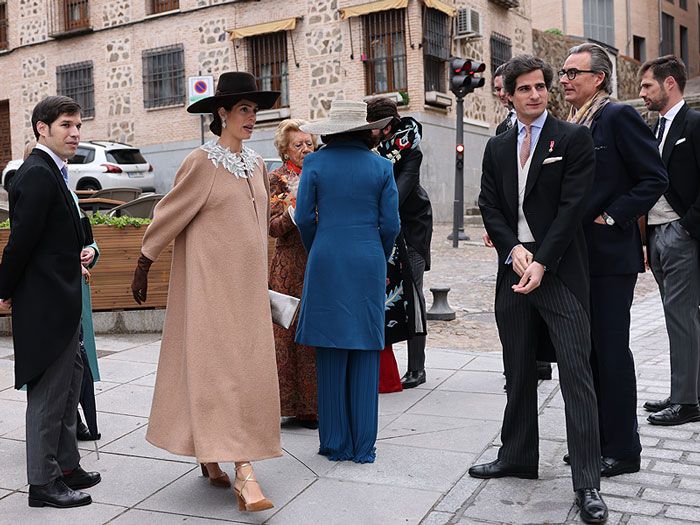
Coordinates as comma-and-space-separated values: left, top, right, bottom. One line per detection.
78, 180, 101, 191
3, 171, 15, 192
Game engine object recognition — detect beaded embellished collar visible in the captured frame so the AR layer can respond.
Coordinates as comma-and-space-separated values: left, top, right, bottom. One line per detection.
200, 140, 258, 179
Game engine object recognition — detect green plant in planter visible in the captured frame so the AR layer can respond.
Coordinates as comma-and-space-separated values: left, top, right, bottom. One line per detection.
0, 214, 151, 230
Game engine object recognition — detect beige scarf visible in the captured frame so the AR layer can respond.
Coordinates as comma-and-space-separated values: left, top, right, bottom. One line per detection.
567, 90, 610, 128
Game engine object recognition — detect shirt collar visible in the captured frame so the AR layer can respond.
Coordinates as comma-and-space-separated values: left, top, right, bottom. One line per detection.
660, 99, 685, 123
517, 110, 548, 134
34, 143, 68, 174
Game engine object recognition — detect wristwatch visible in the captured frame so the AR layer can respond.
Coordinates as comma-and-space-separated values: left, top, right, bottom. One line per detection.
601, 212, 615, 226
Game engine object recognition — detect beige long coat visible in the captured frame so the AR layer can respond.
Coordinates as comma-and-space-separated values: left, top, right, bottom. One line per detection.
141, 146, 282, 462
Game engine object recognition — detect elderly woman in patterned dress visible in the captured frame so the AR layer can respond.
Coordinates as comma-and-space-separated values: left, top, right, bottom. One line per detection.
130, 72, 281, 514
268, 119, 318, 429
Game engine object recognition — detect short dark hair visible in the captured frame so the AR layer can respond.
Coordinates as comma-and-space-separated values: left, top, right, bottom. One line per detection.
31, 96, 81, 139
639, 55, 687, 93
321, 130, 374, 148
503, 55, 553, 96
366, 97, 401, 132
494, 62, 507, 79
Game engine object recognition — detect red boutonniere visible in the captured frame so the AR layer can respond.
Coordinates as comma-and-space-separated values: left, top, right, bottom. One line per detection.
549, 140, 555, 153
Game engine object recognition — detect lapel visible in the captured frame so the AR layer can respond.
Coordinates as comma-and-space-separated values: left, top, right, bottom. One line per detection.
31, 149, 83, 245
661, 103, 689, 166
498, 126, 519, 220
524, 113, 559, 199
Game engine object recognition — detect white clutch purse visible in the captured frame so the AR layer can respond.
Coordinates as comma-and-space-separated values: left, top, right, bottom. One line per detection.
269, 290, 300, 330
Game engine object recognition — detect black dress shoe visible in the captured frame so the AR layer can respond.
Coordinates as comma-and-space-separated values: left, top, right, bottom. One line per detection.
644, 396, 671, 413
61, 466, 101, 490
401, 370, 426, 389
647, 403, 700, 426
575, 488, 608, 524
28, 479, 92, 508
601, 455, 640, 477
76, 421, 101, 442
468, 459, 538, 480
536, 362, 552, 380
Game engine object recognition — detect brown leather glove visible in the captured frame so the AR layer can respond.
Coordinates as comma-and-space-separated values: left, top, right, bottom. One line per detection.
131, 254, 153, 305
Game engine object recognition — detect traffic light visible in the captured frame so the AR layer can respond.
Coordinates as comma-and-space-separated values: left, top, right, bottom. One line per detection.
456, 143, 464, 169
450, 57, 486, 97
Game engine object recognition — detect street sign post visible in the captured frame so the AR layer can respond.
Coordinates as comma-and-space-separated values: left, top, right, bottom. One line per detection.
188, 75, 214, 145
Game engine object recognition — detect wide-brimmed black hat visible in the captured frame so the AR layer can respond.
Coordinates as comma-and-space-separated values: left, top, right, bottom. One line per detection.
186, 72, 280, 114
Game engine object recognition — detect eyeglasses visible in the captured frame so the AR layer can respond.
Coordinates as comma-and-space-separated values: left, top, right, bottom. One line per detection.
558, 68, 598, 80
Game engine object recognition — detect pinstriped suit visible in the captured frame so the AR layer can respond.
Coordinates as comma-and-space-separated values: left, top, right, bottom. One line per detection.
479, 113, 601, 490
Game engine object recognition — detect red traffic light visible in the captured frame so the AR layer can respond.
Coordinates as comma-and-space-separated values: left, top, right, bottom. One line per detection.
456, 144, 464, 153
450, 57, 486, 96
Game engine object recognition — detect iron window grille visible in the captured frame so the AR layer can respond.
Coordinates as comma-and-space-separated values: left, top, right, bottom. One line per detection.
64, 0, 89, 31
0, 2, 7, 50
423, 7, 450, 93
249, 32, 289, 109
142, 44, 185, 109
149, 0, 179, 15
57, 61, 95, 118
661, 13, 675, 56
490, 32, 512, 78
363, 9, 408, 95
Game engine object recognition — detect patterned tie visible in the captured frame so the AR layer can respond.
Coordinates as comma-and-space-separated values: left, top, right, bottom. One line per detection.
656, 117, 666, 147
60, 165, 69, 184
520, 125, 531, 167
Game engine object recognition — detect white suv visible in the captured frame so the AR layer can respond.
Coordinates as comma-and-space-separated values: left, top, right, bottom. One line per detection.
2, 141, 156, 192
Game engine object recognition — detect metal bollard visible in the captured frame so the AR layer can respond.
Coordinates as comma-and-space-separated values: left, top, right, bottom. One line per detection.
426, 287, 456, 321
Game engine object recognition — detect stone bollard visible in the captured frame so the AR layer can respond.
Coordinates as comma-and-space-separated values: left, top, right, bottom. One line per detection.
426, 286, 456, 321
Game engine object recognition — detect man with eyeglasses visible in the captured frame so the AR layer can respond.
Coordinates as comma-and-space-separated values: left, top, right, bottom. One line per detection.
559, 43, 668, 478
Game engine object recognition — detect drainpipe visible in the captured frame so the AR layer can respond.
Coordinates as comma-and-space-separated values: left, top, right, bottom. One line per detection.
659, 0, 663, 55
562, 0, 567, 34
626, 0, 632, 56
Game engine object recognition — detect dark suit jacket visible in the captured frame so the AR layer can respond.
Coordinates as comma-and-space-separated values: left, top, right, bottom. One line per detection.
479, 113, 595, 314
657, 102, 700, 239
0, 149, 84, 388
495, 111, 515, 135
584, 103, 668, 275
393, 145, 433, 270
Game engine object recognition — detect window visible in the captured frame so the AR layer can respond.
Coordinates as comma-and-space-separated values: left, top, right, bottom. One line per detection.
633, 35, 646, 62
0, 2, 7, 50
583, 0, 614, 46
490, 32, 512, 77
680, 0, 687, 8
661, 13, 675, 55
68, 146, 95, 164
423, 7, 450, 93
142, 44, 185, 109
148, 0, 178, 15
64, 0, 89, 31
57, 61, 94, 118
680, 25, 688, 68
106, 149, 147, 164
363, 9, 407, 95
249, 32, 289, 109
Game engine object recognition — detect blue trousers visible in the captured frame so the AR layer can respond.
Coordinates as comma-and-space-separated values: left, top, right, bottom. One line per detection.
316, 347, 380, 463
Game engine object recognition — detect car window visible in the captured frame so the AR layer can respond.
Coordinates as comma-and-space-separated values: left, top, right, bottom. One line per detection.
68, 147, 95, 164
106, 149, 147, 164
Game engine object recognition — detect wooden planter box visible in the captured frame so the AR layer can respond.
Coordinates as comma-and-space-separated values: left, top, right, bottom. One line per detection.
0, 225, 173, 312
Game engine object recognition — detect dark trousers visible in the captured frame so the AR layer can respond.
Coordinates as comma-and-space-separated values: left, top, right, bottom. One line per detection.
316, 347, 380, 463
407, 247, 427, 372
648, 221, 700, 404
496, 269, 601, 490
26, 324, 83, 485
590, 274, 641, 459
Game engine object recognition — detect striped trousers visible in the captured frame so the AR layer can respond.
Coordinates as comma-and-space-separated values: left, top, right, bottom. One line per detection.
316, 347, 380, 463
495, 269, 601, 490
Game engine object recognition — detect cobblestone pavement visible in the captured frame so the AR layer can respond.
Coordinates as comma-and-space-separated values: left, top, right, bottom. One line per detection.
0, 224, 696, 524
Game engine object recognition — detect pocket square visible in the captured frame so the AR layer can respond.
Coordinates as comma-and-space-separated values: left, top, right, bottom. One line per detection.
542, 156, 563, 165
675, 137, 687, 146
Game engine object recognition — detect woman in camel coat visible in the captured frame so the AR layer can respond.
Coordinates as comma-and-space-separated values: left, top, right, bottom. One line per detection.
131, 72, 281, 513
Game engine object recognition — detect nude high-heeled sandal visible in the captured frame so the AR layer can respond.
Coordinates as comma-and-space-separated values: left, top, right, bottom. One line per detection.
233, 462, 274, 512
200, 463, 231, 488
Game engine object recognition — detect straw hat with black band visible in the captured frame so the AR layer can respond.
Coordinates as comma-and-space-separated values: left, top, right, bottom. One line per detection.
186, 72, 280, 115
300, 101, 392, 136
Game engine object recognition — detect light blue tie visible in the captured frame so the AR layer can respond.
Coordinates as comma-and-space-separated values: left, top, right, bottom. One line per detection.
60, 165, 69, 184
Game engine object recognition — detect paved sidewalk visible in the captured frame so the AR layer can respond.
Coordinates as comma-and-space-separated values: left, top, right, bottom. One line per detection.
0, 229, 697, 523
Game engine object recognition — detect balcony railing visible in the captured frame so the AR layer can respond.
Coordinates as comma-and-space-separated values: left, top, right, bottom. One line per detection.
488, 0, 520, 8
48, 0, 91, 38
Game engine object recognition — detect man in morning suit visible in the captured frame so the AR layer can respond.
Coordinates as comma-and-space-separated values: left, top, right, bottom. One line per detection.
639, 55, 700, 426
0, 96, 100, 508
560, 43, 668, 476
469, 55, 608, 524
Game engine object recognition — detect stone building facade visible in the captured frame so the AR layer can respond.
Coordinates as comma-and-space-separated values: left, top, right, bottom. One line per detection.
0, 0, 533, 220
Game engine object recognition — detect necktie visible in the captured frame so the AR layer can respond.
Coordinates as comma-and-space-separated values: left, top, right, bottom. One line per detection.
520, 125, 531, 167
656, 117, 666, 147
60, 165, 69, 183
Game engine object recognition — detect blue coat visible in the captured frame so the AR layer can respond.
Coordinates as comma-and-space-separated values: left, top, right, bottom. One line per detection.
294, 140, 400, 351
